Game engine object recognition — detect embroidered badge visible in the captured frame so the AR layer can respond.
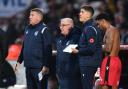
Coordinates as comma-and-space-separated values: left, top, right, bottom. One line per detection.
59, 40, 61, 43
26, 30, 28, 34
89, 38, 95, 43
34, 31, 39, 36
66, 41, 70, 45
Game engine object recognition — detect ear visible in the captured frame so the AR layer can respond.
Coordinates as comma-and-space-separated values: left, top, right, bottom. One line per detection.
86, 15, 92, 20
37, 14, 42, 21
86, 16, 90, 19
87, 12, 92, 18
102, 19, 106, 23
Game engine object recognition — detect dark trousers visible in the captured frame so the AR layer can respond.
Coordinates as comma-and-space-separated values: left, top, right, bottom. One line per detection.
58, 78, 82, 89
80, 66, 97, 89
26, 68, 48, 89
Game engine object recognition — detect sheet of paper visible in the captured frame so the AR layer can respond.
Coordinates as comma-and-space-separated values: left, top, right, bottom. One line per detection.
63, 44, 78, 53
38, 71, 44, 81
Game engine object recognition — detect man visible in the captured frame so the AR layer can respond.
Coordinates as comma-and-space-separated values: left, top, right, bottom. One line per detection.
0, 28, 16, 88
56, 18, 82, 89
15, 8, 52, 89
72, 5, 102, 89
96, 13, 122, 89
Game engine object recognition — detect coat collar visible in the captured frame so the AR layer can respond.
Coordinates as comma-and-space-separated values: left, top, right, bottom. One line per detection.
83, 19, 93, 27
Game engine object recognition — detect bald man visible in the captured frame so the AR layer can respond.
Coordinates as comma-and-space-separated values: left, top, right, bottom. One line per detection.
56, 18, 82, 89
96, 13, 122, 89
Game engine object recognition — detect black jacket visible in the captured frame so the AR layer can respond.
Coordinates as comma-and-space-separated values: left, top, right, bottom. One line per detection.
0, 28, 8, 62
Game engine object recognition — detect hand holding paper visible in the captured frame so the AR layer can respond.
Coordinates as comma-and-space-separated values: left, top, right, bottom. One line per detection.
72, 48, 79, 54
38, 71, 44, 81
63, 44, 78, 53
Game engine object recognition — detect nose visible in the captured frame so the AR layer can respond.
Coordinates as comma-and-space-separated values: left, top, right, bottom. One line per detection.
79, 12, 82, 16
60, 28, 64, 33
29, 15, 32, 19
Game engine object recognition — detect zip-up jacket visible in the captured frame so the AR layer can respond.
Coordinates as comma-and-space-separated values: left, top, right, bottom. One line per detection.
56, 26, 81, 79
78, 19, 102, 67
17, 22, 52, 68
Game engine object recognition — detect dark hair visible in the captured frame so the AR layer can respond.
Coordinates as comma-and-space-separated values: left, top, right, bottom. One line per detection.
30, 8, 44, 18
80, 5, 94, 16
95, 13, 111, 21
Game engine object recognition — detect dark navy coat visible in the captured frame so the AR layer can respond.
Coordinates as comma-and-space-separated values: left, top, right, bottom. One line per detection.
56, 26, 81, 78
78, 19, 102, 67
56, 26, 82, 89
17, 22, 52, 68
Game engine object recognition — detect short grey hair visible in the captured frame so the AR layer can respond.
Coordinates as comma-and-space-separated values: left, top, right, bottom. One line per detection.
30, 8, 44, 19
60, 18, 74, 27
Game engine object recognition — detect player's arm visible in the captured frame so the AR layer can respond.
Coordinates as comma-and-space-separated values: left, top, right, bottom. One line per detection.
106, 31, 114, 53
41, 28, 52, 74
110, 30, 120, 56
78, 28, 97, 55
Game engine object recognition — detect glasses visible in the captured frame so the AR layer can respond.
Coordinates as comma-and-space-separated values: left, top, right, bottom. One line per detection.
59, 24, 70, 27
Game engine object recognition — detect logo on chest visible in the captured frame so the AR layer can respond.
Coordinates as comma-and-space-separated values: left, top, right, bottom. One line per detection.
34, 31, 39, 36
66, 41, 70, 45
26, 30, 28, 34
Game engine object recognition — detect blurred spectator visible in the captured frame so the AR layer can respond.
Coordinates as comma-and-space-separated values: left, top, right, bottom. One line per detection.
124, 34, 128, 44
32, 0, 49, 14
6, 38, 22, 61
6, 38, 26, 85
123, 0, 128, 23
115, 0, 125, 28
0, 28, 16, 88
0, 18, 19, 46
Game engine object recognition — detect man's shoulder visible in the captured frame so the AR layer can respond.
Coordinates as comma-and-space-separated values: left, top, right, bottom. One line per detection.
110, 27, 119, 34
71, 26, 81, 35
41, 23, 48, 30
41, 23, 47, 28
114, 29, 120, 37
85, 25, 100, 34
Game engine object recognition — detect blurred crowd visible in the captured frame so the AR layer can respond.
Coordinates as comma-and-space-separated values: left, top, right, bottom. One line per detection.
0, 0, 128, 49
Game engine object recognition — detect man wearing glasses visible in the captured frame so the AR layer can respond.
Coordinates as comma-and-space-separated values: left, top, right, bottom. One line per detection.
56, 18, 82, 89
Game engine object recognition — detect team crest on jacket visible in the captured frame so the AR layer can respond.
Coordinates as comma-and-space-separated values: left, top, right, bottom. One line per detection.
34, 31, 39, 36
89, 38, 95, 43
59, 40, 61, 43
26, 30, 28, 34
66, 41, 70, 45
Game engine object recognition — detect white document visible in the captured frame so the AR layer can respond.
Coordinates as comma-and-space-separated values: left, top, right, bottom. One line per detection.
63, 44, 78, 53
38, 71, 44, 81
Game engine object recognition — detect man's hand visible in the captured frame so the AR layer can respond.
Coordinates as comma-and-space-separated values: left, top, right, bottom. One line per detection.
95, 67, 100, 77
42, 66, 49, 74
14, 62, 21, 71
72, 48, 79, 54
